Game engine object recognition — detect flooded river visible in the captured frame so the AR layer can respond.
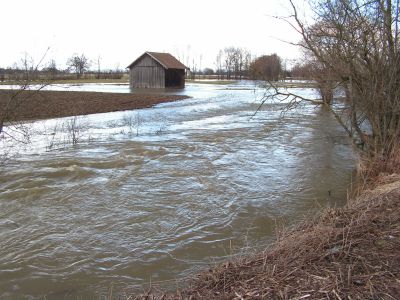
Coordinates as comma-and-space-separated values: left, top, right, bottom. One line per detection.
0, 82, 355, 299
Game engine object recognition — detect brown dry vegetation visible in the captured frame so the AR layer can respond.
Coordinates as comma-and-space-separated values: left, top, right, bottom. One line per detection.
132, 174, 400, 300
0, 90, 189, 122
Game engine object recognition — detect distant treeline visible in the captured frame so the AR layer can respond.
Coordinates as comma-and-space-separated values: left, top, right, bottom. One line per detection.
0, 68, 127, 82
0, 50, 306, 83
189, 47, 290, 81
0, 53, 128, 82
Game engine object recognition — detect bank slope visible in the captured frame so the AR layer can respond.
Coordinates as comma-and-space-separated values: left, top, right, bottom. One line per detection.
136, 175, 400, 299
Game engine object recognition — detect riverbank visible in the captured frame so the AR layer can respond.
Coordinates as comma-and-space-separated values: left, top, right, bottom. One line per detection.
0, 90, 189, 122
135, 174, 400, 299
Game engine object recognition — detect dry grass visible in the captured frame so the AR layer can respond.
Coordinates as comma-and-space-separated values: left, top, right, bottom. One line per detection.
131, 176, 400, 299
357, 148, 400, 190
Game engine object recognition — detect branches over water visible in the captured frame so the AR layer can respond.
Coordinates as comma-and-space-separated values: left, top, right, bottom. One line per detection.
271, 0, 400, 169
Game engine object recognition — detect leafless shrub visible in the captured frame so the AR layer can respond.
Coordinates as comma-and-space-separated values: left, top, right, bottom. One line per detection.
43, 121, 60, 151
155, 114, 168, 135
0, 52, 51, 163
122, 111, 142, 136
262, 0, 400, 177
62, 115, 88, 146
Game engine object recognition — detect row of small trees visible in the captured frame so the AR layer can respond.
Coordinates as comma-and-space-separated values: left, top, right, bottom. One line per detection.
215, 47, 252, 79
214, 47, 284, 81
1, 50, 286, 82
0, 54, 126, 82
51, 54, 126, 80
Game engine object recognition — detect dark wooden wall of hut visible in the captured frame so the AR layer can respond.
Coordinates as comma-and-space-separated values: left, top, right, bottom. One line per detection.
165, 69, 185, 88
130, 55, 165, 88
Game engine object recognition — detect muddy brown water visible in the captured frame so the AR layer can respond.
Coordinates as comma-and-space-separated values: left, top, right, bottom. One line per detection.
0, 82, 355, 299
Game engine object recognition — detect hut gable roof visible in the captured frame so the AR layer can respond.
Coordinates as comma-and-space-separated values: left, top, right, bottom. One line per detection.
128, 52, 187, 70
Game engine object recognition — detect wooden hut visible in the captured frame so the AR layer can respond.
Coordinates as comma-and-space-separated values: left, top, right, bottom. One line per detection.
127, 52, 187, 89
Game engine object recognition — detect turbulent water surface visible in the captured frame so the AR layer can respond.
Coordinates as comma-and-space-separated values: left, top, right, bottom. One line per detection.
0, 81, 355, 299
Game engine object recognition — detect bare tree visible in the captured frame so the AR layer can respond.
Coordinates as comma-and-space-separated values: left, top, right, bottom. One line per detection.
191, 58, 197, 80
215, 47, 252, 80
215, 50, 224, 80
224, 47, 235, 79
243, 50, 252, 79
290, 62, 313, 79
63, 115, 88, 145
0, 53, 50, 162
96, 56, 101, 79
265, 0, 400, 174
67, 54, 91, 79
42, 59, 58, 80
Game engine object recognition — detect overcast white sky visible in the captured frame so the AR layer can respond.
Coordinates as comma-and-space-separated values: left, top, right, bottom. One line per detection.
2, 0, 307, 71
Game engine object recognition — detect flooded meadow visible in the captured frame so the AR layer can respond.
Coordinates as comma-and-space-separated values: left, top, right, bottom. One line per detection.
0, 81, 355, 298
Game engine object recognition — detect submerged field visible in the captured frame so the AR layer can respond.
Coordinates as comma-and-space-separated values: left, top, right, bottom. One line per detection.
0, 81, 355, 299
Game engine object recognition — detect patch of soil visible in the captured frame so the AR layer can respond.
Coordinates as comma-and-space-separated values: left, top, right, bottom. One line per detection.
0, 89, 189, 122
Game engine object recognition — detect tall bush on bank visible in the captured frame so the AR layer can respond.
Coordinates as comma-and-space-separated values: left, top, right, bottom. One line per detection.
287, 0, 400, 172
